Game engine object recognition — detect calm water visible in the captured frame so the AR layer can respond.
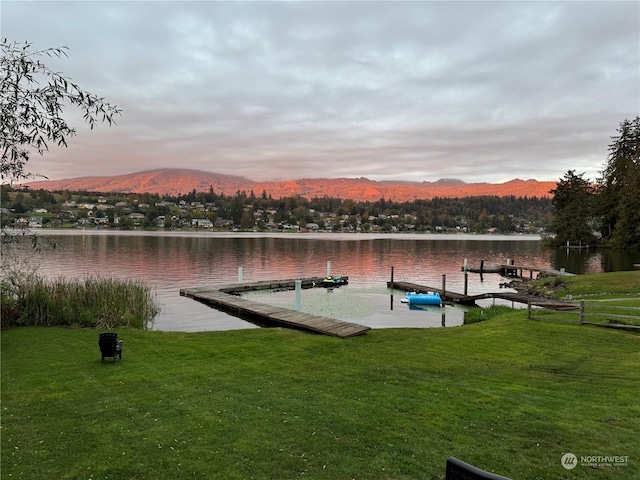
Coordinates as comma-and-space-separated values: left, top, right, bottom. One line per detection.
24, 230, 637, 332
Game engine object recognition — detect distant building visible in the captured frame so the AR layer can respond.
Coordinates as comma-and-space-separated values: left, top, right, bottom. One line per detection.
192, 219, 213, 228
57, 210, 76, 220
129, 213, 146, 226
28, 216, 43, 228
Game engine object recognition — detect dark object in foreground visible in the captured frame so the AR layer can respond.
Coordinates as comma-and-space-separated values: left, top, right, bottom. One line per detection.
98, 333, 123, 363
446, 457, 512, 480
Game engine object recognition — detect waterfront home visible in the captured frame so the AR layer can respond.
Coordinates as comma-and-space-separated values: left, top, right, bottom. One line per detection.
28, 216, 43, 228
129, 212, 146, 226
192, 219, 213, 228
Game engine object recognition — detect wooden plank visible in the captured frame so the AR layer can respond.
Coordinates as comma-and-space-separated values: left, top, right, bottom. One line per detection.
181, 282, 368, 338
388, 281, 467, 301
500, 265, 576, 276
583, 322, 640, 331
584, 313, 640, 321
463, 264, 576, 277
217, 277, 346, 293
388, 281, 578, 310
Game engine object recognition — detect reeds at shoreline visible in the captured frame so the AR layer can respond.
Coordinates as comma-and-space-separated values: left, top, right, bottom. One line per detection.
3, 275, 160, 329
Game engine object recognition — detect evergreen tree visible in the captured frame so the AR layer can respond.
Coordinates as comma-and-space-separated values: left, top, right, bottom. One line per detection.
550, 170, 595, 245
611, 159, 640, 248
597, 117, 640, 247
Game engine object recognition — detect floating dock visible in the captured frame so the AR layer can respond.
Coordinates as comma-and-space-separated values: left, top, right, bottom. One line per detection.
180, 277, 370, 338
462, 264, 575, 278
388, 281, 577, 310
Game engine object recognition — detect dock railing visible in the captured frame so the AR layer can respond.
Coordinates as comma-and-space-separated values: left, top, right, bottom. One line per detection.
527, 299, 640, 330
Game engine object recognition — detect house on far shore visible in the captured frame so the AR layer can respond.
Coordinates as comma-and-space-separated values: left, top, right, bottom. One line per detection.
28, 216, 43, 228
129, 212, 146, 226
192, 218, 213, 228
215, 218, 234, 229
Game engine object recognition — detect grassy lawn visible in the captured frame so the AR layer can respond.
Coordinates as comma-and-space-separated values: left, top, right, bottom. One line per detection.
2, 271, 639, 479
529, 271, 640, 327
534, 271, 640, 299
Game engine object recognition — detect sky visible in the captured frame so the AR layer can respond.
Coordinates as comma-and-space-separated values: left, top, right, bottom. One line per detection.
2, 1, 639, 184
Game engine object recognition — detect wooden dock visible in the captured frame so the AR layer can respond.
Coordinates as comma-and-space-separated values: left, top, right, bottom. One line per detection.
462, 264, 575, 278
216, 277, 330, 294
180, 277, 370, 338
388, 281, 577, 310
389, 281, 469, 304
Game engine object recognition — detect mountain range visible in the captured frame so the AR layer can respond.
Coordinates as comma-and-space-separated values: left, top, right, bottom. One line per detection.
24, 168, 556, 202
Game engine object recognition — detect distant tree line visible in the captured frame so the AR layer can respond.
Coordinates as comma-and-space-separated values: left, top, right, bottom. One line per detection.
551, 117, 640, 249
0, 181, 553, 234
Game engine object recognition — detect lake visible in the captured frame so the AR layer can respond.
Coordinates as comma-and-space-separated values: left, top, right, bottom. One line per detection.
23, 230, 638, 332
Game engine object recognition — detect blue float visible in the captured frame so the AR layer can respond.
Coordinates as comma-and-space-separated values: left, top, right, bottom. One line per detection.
401, 291, 442, 306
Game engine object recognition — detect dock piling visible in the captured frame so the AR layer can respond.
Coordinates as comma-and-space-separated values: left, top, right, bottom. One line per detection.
442, 274, 447, 302
180, 277, 369, 338
295, 280, 302, 311
463, 258, 468, 296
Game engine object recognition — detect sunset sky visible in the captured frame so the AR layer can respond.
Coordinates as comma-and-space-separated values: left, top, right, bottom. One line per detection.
3, 1, 639, 184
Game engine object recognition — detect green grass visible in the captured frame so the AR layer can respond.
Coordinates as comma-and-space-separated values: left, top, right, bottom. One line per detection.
2, 316, 639, 480
535, 271, 640, 299
528, 271, 640, 326
463, 305, 514, 324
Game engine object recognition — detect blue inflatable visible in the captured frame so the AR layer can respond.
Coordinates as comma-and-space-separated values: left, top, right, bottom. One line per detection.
402, 291, 442, 306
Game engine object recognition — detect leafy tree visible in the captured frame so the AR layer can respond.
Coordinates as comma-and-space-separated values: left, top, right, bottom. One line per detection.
597, 117, 640, 248
118, 216, 134, 230
550, 170, 595, 245
1, 38, 121, 183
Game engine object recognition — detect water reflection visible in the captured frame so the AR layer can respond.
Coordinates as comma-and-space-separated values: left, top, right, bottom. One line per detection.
551, 246, 638, 274
26, 230, 635, 332
244, 286, 464, 329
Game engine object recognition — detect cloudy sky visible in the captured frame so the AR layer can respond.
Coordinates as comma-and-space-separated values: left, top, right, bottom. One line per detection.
3, 1, 639, 183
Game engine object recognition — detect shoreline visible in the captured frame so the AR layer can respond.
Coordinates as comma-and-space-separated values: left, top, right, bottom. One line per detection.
25, 228, 544, 242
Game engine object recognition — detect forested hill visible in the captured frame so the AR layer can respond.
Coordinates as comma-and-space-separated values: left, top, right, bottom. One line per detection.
23, 168, 556, 202
2, 184, 553, 234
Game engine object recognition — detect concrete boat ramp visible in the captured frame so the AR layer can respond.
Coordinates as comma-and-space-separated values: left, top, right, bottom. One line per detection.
180, 277, 370, 338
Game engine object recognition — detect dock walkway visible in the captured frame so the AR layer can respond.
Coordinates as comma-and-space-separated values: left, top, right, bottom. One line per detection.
463, 264, 575, 278
388, 281, 577, 310
180, 278, 370, 338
